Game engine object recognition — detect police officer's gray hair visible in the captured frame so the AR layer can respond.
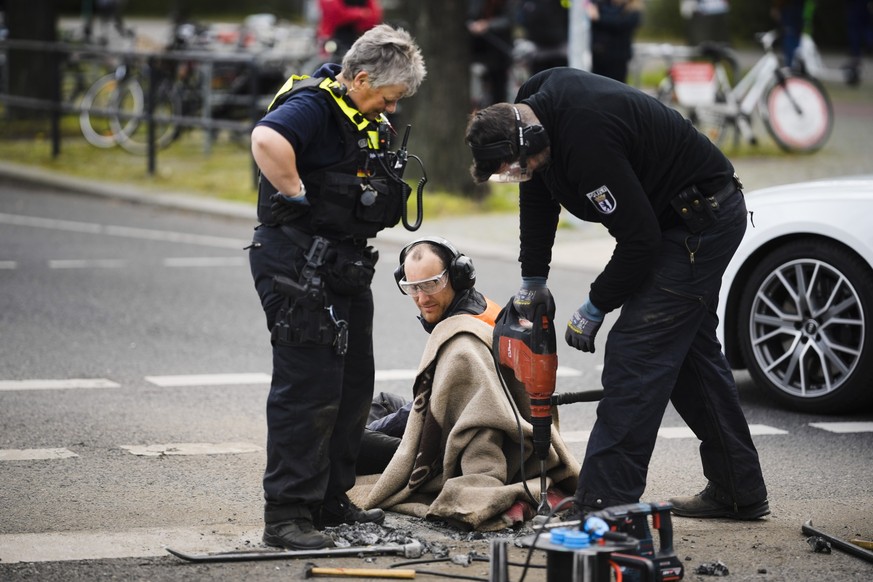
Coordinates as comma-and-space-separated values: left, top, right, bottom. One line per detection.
341, 24, 427, 96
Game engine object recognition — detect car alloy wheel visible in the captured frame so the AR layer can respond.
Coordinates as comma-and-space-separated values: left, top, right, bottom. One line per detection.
738, 240, 873, 413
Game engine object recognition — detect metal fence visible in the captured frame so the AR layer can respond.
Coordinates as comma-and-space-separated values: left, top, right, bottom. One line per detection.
0, 37, 293, 181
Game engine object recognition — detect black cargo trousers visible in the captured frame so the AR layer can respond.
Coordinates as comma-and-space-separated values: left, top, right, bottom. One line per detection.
576, 189, 768, 510
249, 224, 375, 525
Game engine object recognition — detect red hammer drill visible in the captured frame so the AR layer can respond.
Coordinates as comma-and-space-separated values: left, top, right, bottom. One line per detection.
492, 298, 559, 516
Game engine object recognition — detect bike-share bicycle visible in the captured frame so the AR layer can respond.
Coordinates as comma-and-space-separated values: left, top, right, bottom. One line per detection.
657, 30, 833, 153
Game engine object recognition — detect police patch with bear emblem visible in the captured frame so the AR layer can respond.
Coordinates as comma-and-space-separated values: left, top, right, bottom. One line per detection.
586, 185, 617, 214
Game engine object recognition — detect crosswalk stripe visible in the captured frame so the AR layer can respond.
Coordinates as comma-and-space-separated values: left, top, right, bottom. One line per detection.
0, 448, 78, 461
0, 260, 16, 269
48, 259, 127, 269
0, 213, 247, 249
119, 442, 262, 457
561, 424, 788, 443
163, 257, 247, 267
0, 378, 120, 391
809, 421, 873, 433
0, 524, 261, 564
144, 373, 271, 387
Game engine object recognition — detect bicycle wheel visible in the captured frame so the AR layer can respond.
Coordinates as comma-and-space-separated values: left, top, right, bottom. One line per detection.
79, 73, 141, 148
761, 72, 833, 153
112, 79, 181, 155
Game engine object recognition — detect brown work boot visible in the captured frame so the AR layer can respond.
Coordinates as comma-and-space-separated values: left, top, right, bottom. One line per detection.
669, 483, 770, 520
318, 495, 385, 529
263, 518, 335, 550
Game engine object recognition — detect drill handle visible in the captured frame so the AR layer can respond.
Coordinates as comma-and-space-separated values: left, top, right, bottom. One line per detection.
651, 502, 676, 555
551, 389, 604, 405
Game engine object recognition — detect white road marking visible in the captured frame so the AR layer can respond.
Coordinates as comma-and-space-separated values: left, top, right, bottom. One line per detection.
561, 424, 788, 443
0, 213, 248, 249
0, 378, 120, 391
809, 421, 873, 433
48, 258, 127, 269
163, 257, 247, 267
0, 523, 262, 563
120, 442, 262, 457
145, 373, 272, 387
0, 448, 78, 461
748, 424, 791, 436
0, 260, 16, 269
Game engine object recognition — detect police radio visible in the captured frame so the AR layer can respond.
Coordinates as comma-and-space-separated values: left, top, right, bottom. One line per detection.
372, 122, 426, 232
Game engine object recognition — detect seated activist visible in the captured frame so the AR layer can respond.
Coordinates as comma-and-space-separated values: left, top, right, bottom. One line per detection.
350, 236, 581, 531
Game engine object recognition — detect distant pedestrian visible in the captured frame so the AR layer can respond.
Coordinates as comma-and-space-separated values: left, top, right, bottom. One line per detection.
587, 0, 644, 84
517, 0, 569, 74
317, 0, 383, 62
468, 0, 515, 108
771, 0, 814, 68
681, 0, 731, 46
844, 0, 873, 85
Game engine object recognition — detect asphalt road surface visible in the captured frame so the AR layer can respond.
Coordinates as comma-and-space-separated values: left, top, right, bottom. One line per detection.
1, 182, 872, 581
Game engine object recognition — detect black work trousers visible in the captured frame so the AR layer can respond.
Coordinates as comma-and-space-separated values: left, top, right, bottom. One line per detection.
249, 225, 375, 524
576, 190, 768, 510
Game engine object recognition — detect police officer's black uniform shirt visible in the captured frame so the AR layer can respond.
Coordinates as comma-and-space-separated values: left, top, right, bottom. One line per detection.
255, 63, 346, 177
516, 67, 735, 313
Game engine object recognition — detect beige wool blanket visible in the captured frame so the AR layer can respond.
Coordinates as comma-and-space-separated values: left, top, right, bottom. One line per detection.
351, 315, 581, 531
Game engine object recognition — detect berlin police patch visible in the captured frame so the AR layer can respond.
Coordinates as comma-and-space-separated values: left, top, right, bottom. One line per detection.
586, 185, 617, 214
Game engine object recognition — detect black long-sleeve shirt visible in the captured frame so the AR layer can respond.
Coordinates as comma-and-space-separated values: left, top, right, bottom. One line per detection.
515, 68, 734, 313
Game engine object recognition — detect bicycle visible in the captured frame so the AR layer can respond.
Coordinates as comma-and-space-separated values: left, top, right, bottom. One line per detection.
78, 18, 283, 154
78, 50, 181, 152
656, 30, 833, 154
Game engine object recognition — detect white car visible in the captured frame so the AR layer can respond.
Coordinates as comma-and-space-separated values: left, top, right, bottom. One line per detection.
719, 176, 873, 414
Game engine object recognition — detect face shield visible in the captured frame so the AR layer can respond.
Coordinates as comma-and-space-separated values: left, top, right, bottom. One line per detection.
491, 161, 533, 183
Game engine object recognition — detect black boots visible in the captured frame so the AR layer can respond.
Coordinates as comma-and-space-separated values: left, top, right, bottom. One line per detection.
318, 495, 385, 529
262, 519, 335, 550
669, 483, 770, 520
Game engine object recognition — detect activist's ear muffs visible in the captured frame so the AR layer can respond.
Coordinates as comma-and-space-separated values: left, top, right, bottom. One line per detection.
394, 237, 476, 293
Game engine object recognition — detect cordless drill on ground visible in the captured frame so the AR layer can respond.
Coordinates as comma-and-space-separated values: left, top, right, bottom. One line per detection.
589, 501, 684, 582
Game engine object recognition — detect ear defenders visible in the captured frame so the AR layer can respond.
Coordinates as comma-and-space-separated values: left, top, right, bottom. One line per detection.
394, 237, 476, 293
468, 107, 549, 168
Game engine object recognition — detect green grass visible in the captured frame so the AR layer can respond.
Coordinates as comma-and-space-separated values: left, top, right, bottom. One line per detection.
0, 114, 520, 217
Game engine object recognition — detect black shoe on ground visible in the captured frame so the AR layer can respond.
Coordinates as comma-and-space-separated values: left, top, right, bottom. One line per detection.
669, 483, 770, 520
263, 518, 335, 550
319, 496, 385, 529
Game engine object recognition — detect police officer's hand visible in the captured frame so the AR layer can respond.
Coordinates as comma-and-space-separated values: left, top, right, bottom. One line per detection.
513, 277, 554, 323
270, 191, 310, 224
565, 299, 604, 353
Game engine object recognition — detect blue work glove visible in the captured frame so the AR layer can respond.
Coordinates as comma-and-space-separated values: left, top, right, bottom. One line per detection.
565, 299, 604, 353
513, 276, 554, 323
270, 191, 310, 224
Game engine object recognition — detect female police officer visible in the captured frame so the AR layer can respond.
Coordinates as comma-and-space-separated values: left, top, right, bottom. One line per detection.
465, 67, 769, 521
248, 25, 425, 550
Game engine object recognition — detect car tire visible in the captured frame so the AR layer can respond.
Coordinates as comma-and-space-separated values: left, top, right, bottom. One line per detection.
737, 239, 873, 413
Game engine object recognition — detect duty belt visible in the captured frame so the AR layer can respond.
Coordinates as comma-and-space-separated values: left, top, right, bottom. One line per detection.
702, 173, 743, 208
279, 225, 366, 250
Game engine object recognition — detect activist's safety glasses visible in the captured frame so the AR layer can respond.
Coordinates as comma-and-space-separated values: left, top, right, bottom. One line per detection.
399, 269, 449, 295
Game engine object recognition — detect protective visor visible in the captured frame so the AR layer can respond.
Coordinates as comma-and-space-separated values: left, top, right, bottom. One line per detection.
491, 161, 533, 183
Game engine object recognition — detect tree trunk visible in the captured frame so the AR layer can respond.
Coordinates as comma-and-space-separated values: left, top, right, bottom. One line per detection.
404, 0, 479, 198
5, 0, 59, 120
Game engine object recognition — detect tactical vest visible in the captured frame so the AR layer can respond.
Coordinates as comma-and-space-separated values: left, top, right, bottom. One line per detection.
256, 76, 409, 239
